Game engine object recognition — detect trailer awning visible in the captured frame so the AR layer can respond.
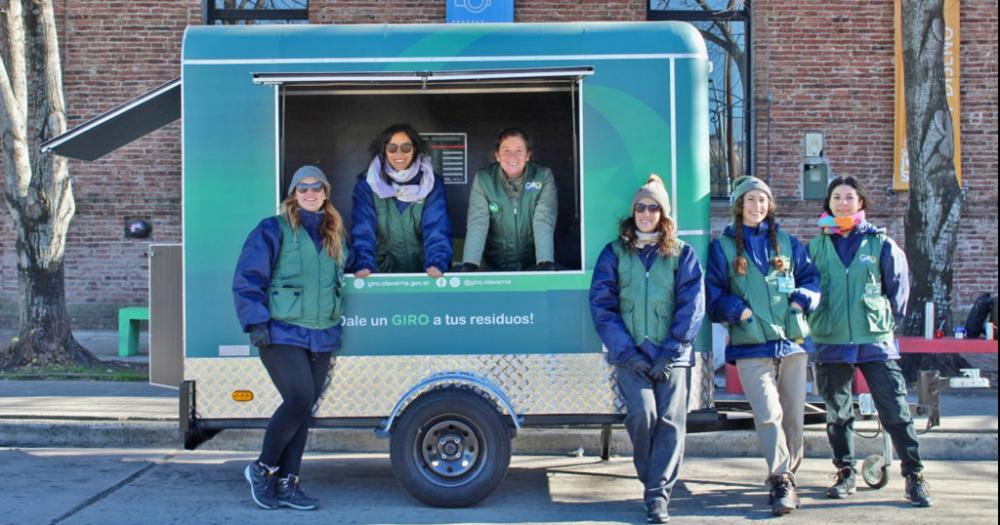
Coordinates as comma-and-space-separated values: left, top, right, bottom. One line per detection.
41, 77, 181, 161
252, 67, 594, 94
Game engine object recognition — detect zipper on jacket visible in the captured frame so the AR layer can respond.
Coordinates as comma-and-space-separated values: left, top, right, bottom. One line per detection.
845, 267, 854, 344
645, 269, 650, 340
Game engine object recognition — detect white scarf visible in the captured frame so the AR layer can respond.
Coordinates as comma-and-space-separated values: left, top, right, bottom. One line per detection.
366, 154, 436, 203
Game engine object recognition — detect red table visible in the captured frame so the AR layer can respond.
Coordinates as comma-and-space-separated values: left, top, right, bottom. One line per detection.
724, 337, 997, 395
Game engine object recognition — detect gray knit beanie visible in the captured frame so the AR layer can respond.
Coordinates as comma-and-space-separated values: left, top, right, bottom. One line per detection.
287, 165, 330, 196
632, 174, 671, 216
730, 175, 773, 205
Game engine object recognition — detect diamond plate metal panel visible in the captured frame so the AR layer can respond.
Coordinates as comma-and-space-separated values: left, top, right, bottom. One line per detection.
185, 354, 624, 419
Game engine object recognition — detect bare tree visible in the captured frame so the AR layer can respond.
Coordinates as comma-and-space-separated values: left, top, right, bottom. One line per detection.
899, 0, 965, 377
1, 0, 95, 368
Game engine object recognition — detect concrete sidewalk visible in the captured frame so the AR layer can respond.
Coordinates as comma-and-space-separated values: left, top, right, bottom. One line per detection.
2, 450, 996, 525
0, 329, 996, 459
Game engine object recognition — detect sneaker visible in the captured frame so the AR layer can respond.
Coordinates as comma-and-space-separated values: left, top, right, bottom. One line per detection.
904, 473, 933, 507
826, 467, 857, 499
645, 498, 670, 523
244, 461, 278, 510
277, 474, 319, 510
768, 474, 800, 515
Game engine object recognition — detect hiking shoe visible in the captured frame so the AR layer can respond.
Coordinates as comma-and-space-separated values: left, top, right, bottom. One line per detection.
645, 498, 670, 523
826, 467, 857, 499
905, 473, 933, 507
277, 474, 319, 510
244, 461, 278, 509
768, 474, 800, 515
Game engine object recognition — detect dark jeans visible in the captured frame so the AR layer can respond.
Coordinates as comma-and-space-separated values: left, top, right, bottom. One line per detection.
258, 344, 332, 477
816, 359, 923, 476
615, 365, 689, 505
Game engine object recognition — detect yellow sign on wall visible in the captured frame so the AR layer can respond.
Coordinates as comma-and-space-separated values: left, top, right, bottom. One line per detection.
893, 0, 962, 191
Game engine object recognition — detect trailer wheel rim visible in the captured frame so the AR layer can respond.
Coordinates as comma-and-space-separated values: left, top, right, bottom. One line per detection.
415, 417, 484, 485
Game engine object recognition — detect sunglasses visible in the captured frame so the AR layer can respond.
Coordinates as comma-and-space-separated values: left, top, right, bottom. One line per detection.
386, 143, 414, 154
295, 181, 325, 194
634, 203, 661, 214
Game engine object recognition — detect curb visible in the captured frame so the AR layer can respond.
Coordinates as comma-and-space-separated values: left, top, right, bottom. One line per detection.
2, 420, 996, 461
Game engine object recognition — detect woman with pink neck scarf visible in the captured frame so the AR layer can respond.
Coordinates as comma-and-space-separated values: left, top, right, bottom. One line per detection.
808, 176, 932, 508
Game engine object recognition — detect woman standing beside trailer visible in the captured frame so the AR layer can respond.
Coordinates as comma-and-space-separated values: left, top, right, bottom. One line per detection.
233, 166, 349, 511
458, 128, 558, 271
351, 123, 453, 277
809, 177, 932, 507
706, 176, 820, 516
589, 175, 705, 524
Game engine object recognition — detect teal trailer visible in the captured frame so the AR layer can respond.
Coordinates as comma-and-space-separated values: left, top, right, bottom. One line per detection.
47, 21, 714, 507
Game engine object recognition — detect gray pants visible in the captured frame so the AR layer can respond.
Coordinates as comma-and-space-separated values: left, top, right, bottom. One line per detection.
615, 365, 689, 505
735, 353, 807, 479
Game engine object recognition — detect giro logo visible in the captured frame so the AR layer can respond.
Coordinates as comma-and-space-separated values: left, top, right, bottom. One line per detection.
454, 0, 491, 14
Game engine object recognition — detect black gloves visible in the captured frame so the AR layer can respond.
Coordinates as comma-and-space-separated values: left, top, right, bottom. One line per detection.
650, 356, 673, 382
249, 323, 270, 348
454, 262, 479, 272
623, 354, 653, 378
535, 261, 557, 271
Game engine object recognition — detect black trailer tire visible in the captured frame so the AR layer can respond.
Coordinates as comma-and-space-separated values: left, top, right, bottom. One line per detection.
390, 389, 512, 507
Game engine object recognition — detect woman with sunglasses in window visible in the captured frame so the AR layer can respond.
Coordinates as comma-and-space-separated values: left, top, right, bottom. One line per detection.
706, 176, 820, 516
458, 127, 558, 272
809, 176, 931, 507
350, 123, 453, 277
589, 175, 705, 524
233, 165, 348, 511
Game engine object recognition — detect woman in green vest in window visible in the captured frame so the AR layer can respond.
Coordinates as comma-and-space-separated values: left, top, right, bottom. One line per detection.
233, 165, 349, 511
458, 128, 558, 271
706, 176, 820, 516
589, 175, 705, 524
809, 176, 931, 507
351, 123, 453, 277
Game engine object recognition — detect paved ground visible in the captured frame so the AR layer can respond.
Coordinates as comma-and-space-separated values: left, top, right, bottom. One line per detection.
0, 449, 994, 525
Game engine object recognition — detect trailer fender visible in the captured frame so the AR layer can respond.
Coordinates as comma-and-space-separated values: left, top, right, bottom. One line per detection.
376, 372, 522, 438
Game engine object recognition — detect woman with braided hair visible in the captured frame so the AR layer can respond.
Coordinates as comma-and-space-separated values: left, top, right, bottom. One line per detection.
706, 175, 820, 516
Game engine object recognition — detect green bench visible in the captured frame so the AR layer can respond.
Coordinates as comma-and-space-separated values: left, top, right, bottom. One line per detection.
118, 306, 149, 357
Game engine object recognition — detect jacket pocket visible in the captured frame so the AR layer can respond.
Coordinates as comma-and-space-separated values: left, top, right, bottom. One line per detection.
863, 295, 893, 333
785, 309, 810, 341
269, 287, 302, 321
331, 286, 344, 322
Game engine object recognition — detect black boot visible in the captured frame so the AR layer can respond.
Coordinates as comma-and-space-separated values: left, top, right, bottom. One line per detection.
768, 474, 800, 515
826, 467, 856, 499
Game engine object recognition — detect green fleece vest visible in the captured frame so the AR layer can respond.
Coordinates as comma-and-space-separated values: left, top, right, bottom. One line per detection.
612, 239, 682, 346
808, 233, 894, 344
374, 196, 424, 273
478, 163, 544, 271
719, 231, 809, 345
268, 216, 344, 329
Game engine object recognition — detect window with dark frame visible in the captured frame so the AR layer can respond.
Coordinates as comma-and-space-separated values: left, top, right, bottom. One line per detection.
203, 0, 309, 25
648, 1, 750, 199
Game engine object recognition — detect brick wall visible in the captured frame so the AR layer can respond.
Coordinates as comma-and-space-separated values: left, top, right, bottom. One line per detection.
1, 1, 996, 328
750, 0, 998, 314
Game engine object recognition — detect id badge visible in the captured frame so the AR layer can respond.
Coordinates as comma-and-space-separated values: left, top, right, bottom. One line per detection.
865, 282, 882, 296
776, 275, 795, 294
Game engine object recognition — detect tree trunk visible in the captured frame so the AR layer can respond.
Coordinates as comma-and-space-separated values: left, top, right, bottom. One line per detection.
899, 0, 966, 379
1, 0, 95, 369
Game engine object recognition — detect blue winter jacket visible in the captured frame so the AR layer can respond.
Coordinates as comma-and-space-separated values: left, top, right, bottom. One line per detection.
349, 171, 453, 273
232, 210, 346, 353
814, 221, 909, 363
707, 221, 821, 362
590, 242, 706, 367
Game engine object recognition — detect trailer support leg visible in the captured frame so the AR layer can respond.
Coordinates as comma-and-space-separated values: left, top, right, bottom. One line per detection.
600, 425, 612, 460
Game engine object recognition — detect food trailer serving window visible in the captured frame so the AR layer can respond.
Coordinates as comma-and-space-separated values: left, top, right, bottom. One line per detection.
258, 67, 592, 272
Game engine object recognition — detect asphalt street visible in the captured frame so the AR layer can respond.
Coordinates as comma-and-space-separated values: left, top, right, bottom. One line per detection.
1, 449, 995, 525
